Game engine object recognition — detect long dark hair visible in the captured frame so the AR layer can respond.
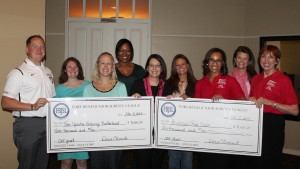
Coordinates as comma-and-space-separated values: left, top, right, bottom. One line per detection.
202, 48, 228, 76
166, 54, 197, 94
144, 54, 167, 80
58, 57, 84, 84
233, 46, 257, 82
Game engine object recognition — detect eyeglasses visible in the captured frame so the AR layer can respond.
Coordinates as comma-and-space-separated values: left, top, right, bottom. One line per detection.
149, 64, 161, 68
208, 59, 223, 64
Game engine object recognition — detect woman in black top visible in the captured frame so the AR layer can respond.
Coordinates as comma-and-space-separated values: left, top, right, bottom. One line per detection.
165, 54, 197, 169
130, 54, 172, 169
115, 38, 145, 95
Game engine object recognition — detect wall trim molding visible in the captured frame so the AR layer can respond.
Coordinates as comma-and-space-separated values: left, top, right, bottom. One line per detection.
152, 34, 300, 39
152, 34, 259, 39
46, 33, 65, 36
283, 148, 300, 156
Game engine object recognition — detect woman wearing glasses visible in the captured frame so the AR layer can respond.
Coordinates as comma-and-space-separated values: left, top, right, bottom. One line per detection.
194, 48, 245, 169
130, 54, 173, 169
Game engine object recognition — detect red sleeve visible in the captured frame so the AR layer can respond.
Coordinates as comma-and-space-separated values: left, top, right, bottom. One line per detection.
249, 78, 256, 97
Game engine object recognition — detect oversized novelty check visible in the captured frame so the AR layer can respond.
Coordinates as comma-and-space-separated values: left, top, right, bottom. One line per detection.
155, 97, 263, 156
47, 97, 154, 153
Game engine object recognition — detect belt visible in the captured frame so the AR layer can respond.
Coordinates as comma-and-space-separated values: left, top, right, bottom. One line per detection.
13, 116, 46, 119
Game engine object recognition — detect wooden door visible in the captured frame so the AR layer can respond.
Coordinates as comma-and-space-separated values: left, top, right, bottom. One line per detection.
67, 21, 149, 80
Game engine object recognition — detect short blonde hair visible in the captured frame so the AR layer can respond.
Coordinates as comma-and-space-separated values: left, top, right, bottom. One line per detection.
93, 52, 118, 83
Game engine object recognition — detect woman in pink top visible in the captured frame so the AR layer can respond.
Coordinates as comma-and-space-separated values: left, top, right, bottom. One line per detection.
232, 46, 257, 99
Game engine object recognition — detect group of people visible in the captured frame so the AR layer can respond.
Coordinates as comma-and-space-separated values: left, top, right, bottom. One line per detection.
1, 35, 298, 169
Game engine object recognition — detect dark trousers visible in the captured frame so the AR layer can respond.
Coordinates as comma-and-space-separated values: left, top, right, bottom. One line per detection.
197, 152, 231, 169
89, 150, 122, 169
198, 152, 253, 169
230, 154, 251, 169
133, 149, 166, 169
251, 113, 285, 169
13, 118, 48, 169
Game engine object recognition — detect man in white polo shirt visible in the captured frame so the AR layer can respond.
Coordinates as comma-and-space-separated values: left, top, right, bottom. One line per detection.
1, 35, 56, 169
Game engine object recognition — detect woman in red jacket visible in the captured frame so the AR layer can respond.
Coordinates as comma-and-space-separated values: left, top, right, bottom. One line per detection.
249, 45, 299, 169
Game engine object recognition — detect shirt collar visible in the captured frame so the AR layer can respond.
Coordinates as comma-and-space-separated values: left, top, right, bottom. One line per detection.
25, 57, 45, 69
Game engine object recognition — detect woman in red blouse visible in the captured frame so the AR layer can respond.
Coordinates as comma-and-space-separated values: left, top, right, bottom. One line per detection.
194, 48, 245, 169
194, 48, 245, 100
249, 45, 299, 169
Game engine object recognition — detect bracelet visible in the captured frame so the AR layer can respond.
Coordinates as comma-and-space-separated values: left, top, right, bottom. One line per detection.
273, 102, 277, 109
31, 104, 34, 111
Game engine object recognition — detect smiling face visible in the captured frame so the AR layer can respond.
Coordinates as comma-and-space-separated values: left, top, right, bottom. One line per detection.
117, 43, 133, 63
175, 58, 189, 76
26, 37, 45, 65
98, 54, 114, 77
148, 58, 161, 78
260, 51, 278, 75
208, 52, 223, 75
234, 52, 249, 71
65, 60, 79, 79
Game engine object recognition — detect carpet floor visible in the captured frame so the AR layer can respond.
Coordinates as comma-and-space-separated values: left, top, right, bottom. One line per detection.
48, 151, 300, 169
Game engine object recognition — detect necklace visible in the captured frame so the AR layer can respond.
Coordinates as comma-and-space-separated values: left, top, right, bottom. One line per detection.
177, 81, 187, 96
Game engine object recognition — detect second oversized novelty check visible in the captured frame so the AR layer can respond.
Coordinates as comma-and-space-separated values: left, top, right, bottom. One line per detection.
155, 97, 263, 156
47, 97, 154, 153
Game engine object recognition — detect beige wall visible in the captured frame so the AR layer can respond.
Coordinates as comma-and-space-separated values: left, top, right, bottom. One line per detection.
0, 0, 45, 168
151, 0, 246, 79
245, 0, 300, 36
46, 0, 66, 85
244, 0, 300, 64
